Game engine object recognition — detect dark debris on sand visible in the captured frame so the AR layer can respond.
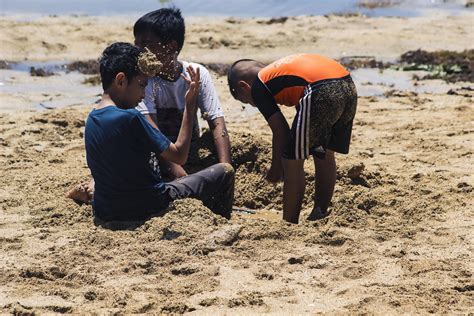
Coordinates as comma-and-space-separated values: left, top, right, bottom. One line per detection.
400, 49, 474, 83
339, 50, 473, 83
30, 67, 55, 77
201, 63, 230, 76
357, 0, 401, 9
14, 49, 473, 87
82, 75, 101, 86
339, 56, 389, 70
258, 16, 289, 25
67, 60, 99, 75
0, 60, 13, 69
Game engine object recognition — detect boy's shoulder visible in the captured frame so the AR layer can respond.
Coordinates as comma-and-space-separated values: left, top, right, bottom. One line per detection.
88, 106, 142, 121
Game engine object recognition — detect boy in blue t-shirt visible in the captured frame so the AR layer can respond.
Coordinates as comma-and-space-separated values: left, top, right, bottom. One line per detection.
83, 42, 234, 221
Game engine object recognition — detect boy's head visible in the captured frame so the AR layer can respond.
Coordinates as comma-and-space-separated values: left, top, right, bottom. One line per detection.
227, 59, 266, 106
133, 8, 185, 65
99, 42, 148, 109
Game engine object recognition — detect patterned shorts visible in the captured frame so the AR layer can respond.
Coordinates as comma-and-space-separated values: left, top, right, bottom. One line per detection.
283, 75, 358, 160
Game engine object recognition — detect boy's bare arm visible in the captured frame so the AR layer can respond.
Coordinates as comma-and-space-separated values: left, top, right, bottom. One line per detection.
208, 117, 231, 164
266, 112, 290, 182
145, 113, 188, 178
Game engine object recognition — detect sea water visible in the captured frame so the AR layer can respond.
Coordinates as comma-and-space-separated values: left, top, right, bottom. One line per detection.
0, 0, 471, 18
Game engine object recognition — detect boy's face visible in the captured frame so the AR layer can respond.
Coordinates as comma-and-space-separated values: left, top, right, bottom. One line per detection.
118, 73, 148, 109
235, 81, 255, 107
135, 32, 175, 68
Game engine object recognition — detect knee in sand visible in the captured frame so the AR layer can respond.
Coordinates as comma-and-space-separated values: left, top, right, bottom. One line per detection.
219, 162, 235, 175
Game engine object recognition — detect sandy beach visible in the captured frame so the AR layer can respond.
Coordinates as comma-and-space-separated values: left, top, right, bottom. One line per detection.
1, 10, 473, 314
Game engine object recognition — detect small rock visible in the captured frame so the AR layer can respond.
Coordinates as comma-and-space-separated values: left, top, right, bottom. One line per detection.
18, 296, 72, 313
171, 265, 200, 276
347, 162, 365, 179
288, 257, 304, 265
207, 225, 242, 246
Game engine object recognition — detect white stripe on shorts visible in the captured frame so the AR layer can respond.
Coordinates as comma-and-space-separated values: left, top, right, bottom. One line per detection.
295, 97, 302, 159
295, 87, 311, 159
295, 94, 304, 159
305, 85, 312, 158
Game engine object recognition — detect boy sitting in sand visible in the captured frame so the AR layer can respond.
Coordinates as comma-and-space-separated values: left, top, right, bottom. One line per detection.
227, 54, 357, 224
67, 7, 231, 204
134, 7, 231, 178
83, 42, 234, 221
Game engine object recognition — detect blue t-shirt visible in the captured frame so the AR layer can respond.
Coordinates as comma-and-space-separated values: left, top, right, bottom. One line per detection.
84, 106, 171, 221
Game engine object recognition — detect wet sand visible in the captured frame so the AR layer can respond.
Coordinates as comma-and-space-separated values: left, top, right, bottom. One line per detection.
1, 12, 473, 314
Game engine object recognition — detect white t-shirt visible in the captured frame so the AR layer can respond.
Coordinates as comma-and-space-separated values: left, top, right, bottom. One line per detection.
136, 61, 224, 142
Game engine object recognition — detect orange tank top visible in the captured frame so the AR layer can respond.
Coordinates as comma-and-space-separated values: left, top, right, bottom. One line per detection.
257, 53, 349, 107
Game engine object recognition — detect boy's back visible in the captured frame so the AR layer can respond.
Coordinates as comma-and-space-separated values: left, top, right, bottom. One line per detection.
85, 106, 170, 220
256, 53, 350, 108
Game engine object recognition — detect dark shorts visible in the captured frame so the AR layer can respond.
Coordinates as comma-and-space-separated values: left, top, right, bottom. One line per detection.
283, 75, 358, 160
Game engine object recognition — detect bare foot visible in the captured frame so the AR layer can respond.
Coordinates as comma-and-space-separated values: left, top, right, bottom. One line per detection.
307, 206, 331, 221
66, 180, 94, 205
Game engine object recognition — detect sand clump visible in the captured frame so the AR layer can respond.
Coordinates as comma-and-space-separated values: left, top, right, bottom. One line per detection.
137, 48, 163, 77
346, 162, 365, 179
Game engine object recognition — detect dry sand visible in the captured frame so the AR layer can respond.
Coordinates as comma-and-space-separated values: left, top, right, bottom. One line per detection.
1, 12, 473, 314
1, 13, 473, 63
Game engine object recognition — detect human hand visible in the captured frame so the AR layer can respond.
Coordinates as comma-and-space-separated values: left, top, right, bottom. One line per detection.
181, 66, 200, 112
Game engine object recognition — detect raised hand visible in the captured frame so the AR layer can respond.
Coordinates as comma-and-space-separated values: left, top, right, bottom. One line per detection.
181, 65, 201, 112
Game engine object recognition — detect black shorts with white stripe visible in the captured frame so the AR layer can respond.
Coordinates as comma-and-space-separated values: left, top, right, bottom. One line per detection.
283, 75, 357, 160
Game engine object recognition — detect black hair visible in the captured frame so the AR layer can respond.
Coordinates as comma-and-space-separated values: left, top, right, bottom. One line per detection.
99, 42, 142, 90
133, 8, 185, 53
227, 59, 264, 99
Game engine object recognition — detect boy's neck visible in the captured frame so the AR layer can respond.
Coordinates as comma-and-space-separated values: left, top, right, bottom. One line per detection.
97, 93, 118, 109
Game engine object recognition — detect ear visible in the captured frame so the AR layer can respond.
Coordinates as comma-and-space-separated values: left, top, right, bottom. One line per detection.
115, 72, 127, 87
238, 80, 251, 91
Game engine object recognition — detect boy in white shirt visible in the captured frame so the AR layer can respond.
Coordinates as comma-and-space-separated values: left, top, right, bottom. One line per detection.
134, 7, 231, 179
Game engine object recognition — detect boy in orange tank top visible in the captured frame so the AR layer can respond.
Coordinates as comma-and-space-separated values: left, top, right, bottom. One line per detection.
228, 54, 357, 224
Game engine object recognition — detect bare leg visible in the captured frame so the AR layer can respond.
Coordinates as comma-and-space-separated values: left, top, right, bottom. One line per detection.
66, 179, 95, 205
308, 150, 336, 220
282, 158, 305, 224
